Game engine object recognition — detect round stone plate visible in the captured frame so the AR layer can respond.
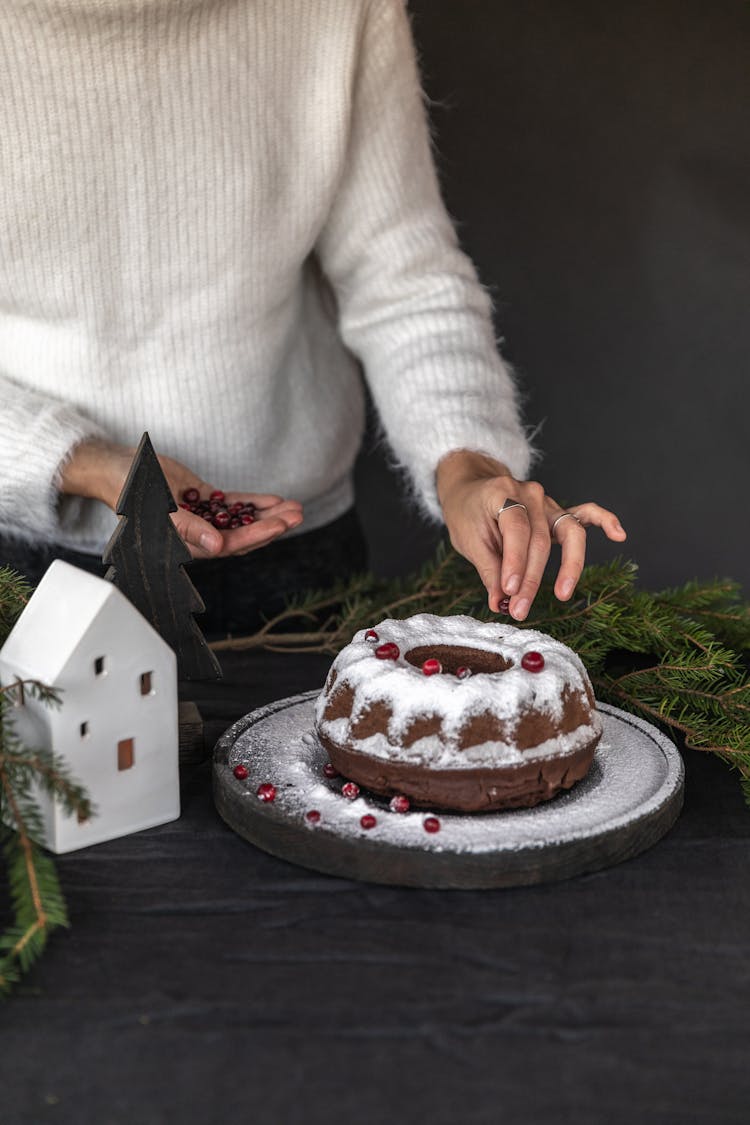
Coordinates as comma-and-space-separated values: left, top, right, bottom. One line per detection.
213, 692, 684, 889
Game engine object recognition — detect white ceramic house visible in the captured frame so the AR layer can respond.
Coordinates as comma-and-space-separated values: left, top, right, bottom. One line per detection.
0, 560, 180, 853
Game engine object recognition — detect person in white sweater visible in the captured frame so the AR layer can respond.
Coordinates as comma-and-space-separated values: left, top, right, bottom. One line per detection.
0, 0, 623, 631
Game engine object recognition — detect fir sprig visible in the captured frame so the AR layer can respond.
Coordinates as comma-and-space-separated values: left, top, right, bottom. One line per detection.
211, 545, 750, 807
0, 574, 91, 997
0, 565, 30, 638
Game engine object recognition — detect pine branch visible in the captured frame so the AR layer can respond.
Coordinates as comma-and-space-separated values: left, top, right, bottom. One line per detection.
0, 768, 70, 996
0, 566, 31, 637
3, 746, 95, 823
0, 725, 89, 996
0, 569, 88, 998
0, 678, 62, 708
210, 544, 750, 808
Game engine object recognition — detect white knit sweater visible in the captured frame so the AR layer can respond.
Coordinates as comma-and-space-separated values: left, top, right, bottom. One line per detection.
0, 0, 531, 553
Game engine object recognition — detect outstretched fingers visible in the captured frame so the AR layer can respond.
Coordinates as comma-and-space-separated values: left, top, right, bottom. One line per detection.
547, 501, 626, 601
495, 505, 531, 599
434, 452, 628, 621
547, 507, 587, 601
472, 524, 506, 613
496, 483, 551, 621
569, 502, 627, 541
492, 493, 628, 616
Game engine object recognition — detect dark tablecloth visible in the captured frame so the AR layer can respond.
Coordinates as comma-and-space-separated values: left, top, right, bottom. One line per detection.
3, 650, 750, 1125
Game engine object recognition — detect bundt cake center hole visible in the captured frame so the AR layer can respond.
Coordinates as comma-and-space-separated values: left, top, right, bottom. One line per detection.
404, 645, 512, 676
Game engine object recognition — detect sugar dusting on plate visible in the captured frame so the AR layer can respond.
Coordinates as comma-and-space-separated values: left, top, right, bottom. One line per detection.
218, 693, 683, 857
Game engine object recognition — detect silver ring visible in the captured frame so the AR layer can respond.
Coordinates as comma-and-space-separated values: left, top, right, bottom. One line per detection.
496, 500, 528, 520
551, 512, 583, 538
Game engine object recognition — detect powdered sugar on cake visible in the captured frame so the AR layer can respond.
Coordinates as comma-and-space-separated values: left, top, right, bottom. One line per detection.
314, 613, 601, 768
318, 716, 598, 769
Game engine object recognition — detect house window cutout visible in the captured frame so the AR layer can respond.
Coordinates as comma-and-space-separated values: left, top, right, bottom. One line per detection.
118, 738, 135, 771
140, 671, 153, 696
94, 656, 106, 676
80, 721, 89, 738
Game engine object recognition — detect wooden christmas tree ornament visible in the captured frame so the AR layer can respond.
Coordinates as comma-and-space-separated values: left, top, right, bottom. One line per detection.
102, 432, 222, 684
103, 433, 223, 762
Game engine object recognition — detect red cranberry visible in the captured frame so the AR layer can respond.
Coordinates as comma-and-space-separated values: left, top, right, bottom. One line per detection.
422, 658, 442, 676
423, 816, 441, 833
342, 781, 360, 800
389, 794, 410, 813
521, 651, 545, 673
360, 814, 377, 830
306, 810, 321, 824
201, 511, 214, 521
240, 514, 255, 525
182, 487, 200, 504
229, 518, 241, 528
375, 642, 399, 661
498, 597, 511, 614
256, 782, 276, 802
178, 502, 192, 511
323, 762, 339, 779
233, 764, 248, 780
364, 629, 379, 643
210, 489, 225, 502
228, 502, 243, 514
456, 666, 472, 679
213, 511, 231, 529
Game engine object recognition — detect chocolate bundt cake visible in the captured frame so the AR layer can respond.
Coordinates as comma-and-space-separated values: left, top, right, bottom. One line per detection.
314, 614, 602, 812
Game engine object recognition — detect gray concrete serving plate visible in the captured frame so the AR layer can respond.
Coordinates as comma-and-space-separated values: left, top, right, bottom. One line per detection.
213, 692, 684, 888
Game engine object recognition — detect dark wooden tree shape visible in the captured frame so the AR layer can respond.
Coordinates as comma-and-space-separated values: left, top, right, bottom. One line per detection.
102, 432, 222, 682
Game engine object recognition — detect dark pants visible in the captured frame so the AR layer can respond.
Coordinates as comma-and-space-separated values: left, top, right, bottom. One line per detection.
0, 509, 369, 640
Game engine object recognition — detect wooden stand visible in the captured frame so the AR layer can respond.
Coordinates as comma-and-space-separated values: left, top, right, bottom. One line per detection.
178, 700, 205, 765
213, 694, 685, 889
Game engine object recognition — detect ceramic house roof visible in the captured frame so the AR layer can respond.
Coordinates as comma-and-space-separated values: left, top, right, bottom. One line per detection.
0, 559, 169, 683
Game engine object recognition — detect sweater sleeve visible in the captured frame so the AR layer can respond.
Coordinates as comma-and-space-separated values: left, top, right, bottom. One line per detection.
315, 0, 533, 521
0, 373, 107, 545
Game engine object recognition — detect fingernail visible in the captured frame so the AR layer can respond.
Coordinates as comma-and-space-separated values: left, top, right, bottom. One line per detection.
505, 574, 521, 595
512, 598, 530, 620
200, 531, 220, 552
560, 578, 575, 598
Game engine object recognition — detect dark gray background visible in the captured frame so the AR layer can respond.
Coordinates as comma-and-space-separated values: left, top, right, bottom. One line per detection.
355, 0, 748, 595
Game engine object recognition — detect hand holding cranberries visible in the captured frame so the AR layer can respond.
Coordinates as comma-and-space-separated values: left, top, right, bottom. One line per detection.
57, 436, 303, 560
176, 485, 304, 559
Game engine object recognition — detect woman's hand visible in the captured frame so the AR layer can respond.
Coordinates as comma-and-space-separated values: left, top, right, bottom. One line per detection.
436, 450, 626, 621
59, 438, 303, 559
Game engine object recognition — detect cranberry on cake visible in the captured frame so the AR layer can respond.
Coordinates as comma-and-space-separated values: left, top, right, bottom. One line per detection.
314, 614, 602, 812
